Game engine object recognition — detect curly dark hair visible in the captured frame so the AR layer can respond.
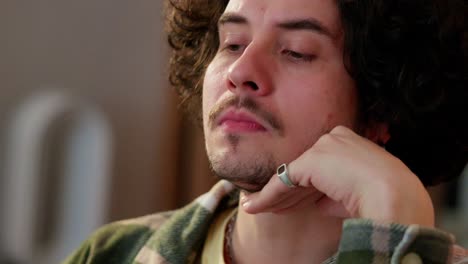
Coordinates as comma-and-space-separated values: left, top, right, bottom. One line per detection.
165, 0, 468, 186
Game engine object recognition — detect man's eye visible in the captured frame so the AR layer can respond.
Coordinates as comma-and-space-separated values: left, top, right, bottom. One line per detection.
227, 44, 241, 51
222, 44, 244, 53
283, 50, 316, 62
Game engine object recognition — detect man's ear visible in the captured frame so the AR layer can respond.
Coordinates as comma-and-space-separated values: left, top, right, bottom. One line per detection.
364, 122, 391, 146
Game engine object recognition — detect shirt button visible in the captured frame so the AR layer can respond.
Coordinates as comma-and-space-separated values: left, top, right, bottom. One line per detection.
401, 252, 423, 264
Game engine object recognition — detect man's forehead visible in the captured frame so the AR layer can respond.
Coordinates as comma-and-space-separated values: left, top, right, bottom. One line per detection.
223, 0, 342, 37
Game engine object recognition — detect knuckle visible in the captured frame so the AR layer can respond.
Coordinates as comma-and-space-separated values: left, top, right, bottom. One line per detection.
316, 133, 338, 147
330, 125, 351, 135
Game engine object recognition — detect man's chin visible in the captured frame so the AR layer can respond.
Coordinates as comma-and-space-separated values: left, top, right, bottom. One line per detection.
228, 180, 265, 193
208, 149, 276, 193
212, 167, 273, 193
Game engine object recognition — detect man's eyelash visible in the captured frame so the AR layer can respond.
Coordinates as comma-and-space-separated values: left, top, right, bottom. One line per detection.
219, 43, 315, 63
283, 50, 316, 62
226, 44, 242, 51
220, 43, 245, 53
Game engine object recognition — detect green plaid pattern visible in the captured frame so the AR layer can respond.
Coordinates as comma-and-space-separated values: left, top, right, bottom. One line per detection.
63, 180, 467, 264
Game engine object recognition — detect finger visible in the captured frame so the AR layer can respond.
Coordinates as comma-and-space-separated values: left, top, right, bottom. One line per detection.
288, 147, 354, 204
270, 189, 319, 214
241, 188, 295, 212
245, 186, 318, 214
242, 172, 295, 214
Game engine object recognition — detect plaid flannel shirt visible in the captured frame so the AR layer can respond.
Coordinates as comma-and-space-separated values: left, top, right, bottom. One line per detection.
64, 180, 468, 264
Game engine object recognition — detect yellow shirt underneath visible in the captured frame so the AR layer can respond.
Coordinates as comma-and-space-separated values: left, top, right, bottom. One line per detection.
201, 208, 237, 264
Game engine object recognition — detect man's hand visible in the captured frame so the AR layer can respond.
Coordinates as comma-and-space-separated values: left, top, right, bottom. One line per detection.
241, 126, 435, 227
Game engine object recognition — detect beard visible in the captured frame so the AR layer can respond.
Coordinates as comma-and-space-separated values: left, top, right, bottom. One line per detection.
208, 137, 276, 193
205, 95, 284, 193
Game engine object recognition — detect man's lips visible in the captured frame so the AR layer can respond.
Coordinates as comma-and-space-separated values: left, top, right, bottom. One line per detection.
217, 110, 267, 132
208, 96, 283, 135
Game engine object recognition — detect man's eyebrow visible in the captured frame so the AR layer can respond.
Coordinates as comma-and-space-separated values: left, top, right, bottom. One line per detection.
276, 18, 335, 39
218, 13, 248, 26
217, 14, 335, 39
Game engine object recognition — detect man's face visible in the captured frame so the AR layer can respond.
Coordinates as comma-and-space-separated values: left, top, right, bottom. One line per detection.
203, 0, 358, 192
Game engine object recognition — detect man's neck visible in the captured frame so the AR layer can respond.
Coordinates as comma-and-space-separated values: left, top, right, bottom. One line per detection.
230, 194, 343, 264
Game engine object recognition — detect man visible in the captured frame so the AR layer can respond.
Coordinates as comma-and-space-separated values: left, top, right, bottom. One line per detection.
64, 0, 468, 263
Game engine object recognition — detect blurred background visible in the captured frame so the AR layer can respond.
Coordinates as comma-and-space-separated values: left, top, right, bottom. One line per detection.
0, 1, 216, 263
0, 1, 466, 264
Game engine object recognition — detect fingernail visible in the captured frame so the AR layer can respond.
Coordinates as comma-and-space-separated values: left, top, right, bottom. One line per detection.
242, 201, 251, 208
240, 196, 247, 203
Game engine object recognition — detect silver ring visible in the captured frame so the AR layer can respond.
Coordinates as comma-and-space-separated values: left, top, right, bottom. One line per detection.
277, 163, 297, 188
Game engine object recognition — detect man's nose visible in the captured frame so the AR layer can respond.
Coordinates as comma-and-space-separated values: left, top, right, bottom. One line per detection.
227, 44, 273, 97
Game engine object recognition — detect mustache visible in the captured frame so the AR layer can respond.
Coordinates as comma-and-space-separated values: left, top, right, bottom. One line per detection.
208, 96, 283, 133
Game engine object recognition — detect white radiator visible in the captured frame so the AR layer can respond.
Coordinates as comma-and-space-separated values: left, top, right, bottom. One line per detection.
1, 91, 113, 264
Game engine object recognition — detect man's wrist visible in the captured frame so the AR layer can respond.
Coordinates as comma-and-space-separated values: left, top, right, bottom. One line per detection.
360, 180, 435, 227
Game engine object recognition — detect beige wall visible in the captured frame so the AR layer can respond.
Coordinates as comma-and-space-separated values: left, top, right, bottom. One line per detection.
0, 0, 170, 220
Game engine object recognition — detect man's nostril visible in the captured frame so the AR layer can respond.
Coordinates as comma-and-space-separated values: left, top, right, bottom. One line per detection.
246, 81, 259, 91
